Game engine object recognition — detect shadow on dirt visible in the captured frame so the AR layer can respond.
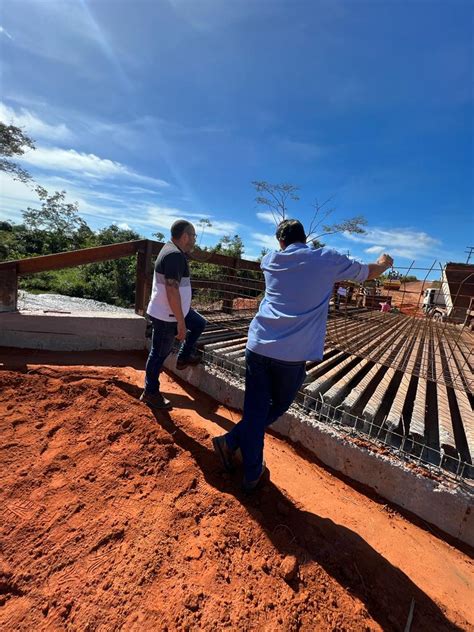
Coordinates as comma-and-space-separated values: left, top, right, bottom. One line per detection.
112, 377, 463, 632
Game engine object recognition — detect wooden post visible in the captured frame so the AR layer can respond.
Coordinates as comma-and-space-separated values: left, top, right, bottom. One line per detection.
222, 257, 238, 314
0, 262, 18, 312
135, 240, 154, 316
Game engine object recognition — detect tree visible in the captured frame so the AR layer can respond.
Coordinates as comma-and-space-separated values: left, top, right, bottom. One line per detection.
253, 180, 367, 245
198, 218, 212, 246
258, 247, 270, 261
0, 122, 35, 183
23, 186, 87, 236
212, 234, 244, 258
21, 186, 91, 254
253, 181, 299, 225
152, 231, 165, 242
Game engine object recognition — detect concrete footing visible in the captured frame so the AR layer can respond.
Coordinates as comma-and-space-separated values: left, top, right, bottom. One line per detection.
165, 355, 474, 548
0, 311, 147, 351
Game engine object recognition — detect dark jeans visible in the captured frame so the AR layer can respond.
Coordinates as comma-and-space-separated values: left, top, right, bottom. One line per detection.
226, 349, 306, 482
144, 308, 207, 394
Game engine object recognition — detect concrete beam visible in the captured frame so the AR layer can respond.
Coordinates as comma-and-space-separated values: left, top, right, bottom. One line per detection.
0, 311, 147, 350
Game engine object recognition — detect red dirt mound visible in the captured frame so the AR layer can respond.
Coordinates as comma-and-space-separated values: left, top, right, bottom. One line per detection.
0, 356, 472, 631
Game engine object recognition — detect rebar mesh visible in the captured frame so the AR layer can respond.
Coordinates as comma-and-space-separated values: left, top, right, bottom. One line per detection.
156, 256, 474, 481
196, 348, 473, 484
189, 257, 473, 394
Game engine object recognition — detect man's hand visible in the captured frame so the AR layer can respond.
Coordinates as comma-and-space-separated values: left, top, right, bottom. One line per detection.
376, 253, 394, 270
176, 319, 187, 341
367, 253, 394, 280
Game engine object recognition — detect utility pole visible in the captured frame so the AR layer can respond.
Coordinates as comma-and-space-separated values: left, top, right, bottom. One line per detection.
465, 246, 474, 264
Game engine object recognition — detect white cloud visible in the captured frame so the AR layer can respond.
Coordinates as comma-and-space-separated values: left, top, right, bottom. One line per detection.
0, 26, 13, 40
19, 146, 170, 188
257, 211, 277, 225
143, 205, 239, 236
0, 172, 241, 247
364, 245, 385, 254
251, 232, 277, 250
0, 102, 72, 142
0, 175, 37, 222
343, 227, 441, 260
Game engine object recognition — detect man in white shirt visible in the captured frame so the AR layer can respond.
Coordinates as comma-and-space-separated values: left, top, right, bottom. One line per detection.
141, 220, 207, 409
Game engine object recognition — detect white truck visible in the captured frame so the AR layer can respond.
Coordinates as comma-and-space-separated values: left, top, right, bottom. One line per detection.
422, 286, 446, 319
422, 263, 474, 324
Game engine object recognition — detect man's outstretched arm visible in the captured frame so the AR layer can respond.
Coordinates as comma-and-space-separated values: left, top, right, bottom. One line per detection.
366, 253, 394, 280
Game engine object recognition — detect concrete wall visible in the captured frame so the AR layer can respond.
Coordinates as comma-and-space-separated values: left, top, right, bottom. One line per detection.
165, 356, 474, 548
0, 311, 147, 351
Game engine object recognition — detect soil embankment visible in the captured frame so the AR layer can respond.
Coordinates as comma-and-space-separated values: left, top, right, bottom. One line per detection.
0, 349, 472, 631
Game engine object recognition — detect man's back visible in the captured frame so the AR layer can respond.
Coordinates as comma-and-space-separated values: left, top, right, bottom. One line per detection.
247, 243, 368, 362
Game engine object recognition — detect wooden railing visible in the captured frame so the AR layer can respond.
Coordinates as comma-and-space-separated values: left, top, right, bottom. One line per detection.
0, 239, 263, 315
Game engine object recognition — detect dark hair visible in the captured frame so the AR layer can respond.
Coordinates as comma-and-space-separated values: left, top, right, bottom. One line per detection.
275, 219, 306, 246
171, 220, 193, 240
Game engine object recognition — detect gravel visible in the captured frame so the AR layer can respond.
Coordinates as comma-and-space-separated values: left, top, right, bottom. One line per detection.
18, 291, 135, 314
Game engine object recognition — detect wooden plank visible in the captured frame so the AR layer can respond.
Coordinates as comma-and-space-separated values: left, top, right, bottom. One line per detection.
1, 240, 147, 275
135, 240, 154, 316
0, 262, 18, 312
150, 241, 262, 272
192, 278, 264, 294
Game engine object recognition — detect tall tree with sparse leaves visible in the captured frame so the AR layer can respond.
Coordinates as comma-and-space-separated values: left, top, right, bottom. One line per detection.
0, 122, 35, 184
253, 180, 367, 246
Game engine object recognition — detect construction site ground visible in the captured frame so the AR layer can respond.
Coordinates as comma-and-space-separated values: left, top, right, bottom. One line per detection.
0, 348, 473, 631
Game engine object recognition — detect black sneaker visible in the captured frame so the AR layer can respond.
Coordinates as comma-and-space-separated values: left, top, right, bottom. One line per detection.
212, 434, 236, 473
176, 353, 201, 370
139, 391, 172, 410
242, 462, 268, 493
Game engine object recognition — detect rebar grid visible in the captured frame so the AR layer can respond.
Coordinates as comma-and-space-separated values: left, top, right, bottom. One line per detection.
188, 259, 473, 394
197, 348, 473, 486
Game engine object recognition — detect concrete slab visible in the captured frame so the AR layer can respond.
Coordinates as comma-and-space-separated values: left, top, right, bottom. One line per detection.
0, 310, 147, 351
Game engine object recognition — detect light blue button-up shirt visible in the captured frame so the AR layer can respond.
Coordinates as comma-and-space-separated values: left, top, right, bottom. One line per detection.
247, 243, 369, 362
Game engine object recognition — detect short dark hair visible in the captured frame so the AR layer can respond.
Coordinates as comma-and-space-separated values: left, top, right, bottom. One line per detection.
275, 219, 306, 246
171, 220, 193, 240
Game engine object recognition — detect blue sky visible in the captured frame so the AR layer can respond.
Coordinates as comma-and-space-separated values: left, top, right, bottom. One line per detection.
0, 0, 472, 270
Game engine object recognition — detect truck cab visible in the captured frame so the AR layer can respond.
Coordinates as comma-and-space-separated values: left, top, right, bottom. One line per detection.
422, 287, 444, 309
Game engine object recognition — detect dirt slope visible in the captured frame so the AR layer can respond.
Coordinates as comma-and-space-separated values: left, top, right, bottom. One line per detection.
0, 351, 472, 631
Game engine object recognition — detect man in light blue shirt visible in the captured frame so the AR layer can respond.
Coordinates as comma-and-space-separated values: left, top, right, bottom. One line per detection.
213, 219, 393, 491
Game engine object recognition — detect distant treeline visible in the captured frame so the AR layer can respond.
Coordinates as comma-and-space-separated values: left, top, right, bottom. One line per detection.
0, 192, 250, 307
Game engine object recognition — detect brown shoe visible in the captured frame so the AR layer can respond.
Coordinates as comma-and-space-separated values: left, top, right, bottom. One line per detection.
139, 391, 172, 410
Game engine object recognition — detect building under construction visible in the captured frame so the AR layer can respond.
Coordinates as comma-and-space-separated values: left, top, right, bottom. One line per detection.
1, 241, 473, 545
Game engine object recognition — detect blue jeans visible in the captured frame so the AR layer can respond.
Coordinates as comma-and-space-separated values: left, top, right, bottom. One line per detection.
226, 349, 306, 482
144, 308, 207, 394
